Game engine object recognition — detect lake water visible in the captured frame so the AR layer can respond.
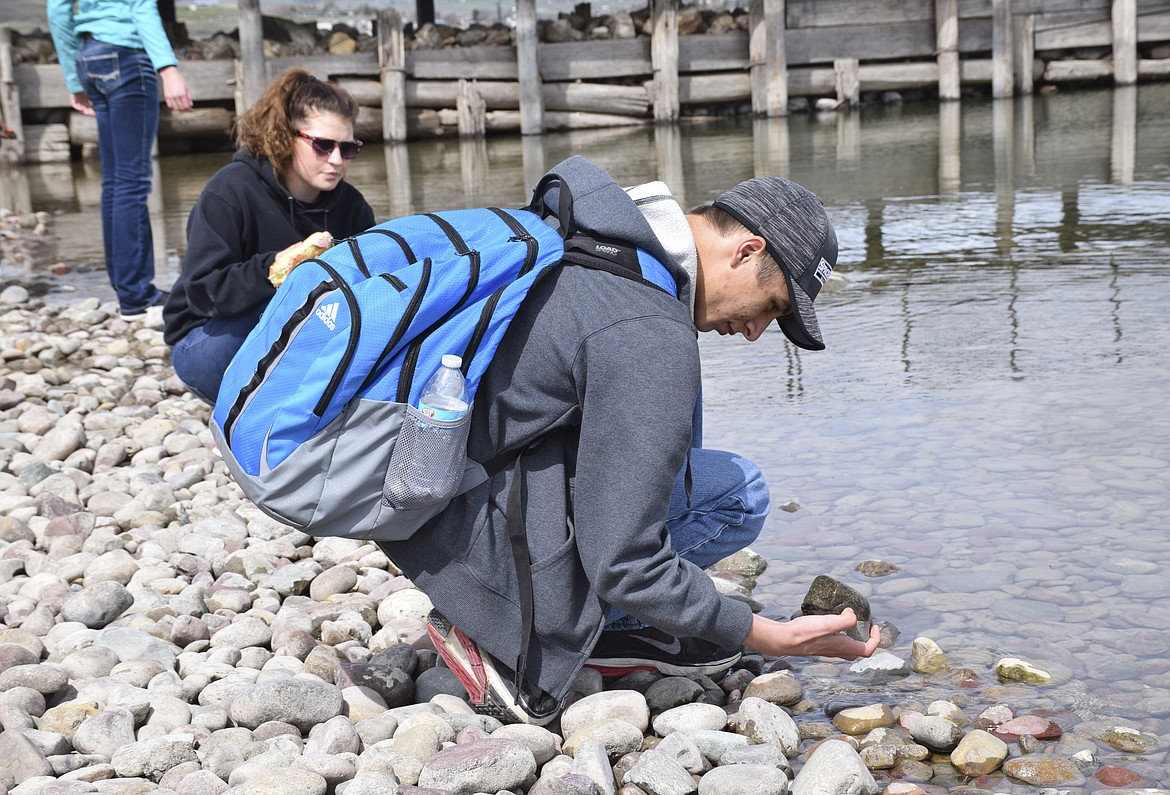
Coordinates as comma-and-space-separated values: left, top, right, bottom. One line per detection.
4, 82, 1170, 788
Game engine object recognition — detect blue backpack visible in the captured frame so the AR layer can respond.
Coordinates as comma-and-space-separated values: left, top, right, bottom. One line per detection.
210, 179, 678, 541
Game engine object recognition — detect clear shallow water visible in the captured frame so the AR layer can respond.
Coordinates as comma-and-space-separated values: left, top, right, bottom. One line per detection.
6, 82, 1170, 788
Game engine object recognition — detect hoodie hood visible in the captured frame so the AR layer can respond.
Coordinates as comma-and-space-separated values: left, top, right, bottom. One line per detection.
532, 156, 691, 303
232, 148, 347, 234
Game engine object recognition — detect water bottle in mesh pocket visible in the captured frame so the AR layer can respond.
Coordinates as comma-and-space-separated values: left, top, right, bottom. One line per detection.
383, 404, 473, 510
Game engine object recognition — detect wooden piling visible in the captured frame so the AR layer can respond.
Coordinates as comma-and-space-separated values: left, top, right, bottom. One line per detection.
834, 59, 860, 108
0, 26, 26, 163
651, 0, 680, 122
1112, 0, 1137, 86
1013, 14, 1034, 95
992, 0, 1014, 98
236, 0, 266, 112
457, 80, 487, 137
515, 0, 544, 135
933, 0, 960, 101
749, 0, 787, 116
377, 9, 407, 143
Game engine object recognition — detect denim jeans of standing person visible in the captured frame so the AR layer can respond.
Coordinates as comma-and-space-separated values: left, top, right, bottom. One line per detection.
170, 305, 266, 405
603, 447, 770, 630
76, 38, 165, 315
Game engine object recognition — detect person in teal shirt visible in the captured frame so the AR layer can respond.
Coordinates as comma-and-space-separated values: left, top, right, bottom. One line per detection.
47, 0, 193, 318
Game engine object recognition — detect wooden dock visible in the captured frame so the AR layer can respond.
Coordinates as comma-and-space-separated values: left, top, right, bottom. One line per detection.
1, 0, 1169, 162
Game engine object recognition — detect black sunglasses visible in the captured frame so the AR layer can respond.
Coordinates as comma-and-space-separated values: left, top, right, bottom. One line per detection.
296, 130, 363, 160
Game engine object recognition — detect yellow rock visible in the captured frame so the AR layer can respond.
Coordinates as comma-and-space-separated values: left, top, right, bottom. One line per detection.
832, 703, 895, 735
994, 657, 1051, 684
911, 637, 948, 674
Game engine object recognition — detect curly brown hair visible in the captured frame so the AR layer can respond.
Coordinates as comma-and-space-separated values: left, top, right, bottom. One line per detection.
234, 68, 360, 176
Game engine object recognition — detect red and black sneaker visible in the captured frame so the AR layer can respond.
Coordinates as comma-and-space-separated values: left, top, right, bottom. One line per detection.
585, 626, 742, 678
426, 609, 561, 726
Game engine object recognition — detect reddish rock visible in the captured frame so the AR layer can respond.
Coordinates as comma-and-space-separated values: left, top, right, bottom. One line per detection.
946, 667, 980, 688
972, 704, 1014, 731
992, 714, 1063, 741
890, 759, 934, 781
1095, 765, 1143, 787
970, 774, 1005, 787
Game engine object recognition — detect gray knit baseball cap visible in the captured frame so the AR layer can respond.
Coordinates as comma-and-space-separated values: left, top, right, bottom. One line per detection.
712, 177, 838, 351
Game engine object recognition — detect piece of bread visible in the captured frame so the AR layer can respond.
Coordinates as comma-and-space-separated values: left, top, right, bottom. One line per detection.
269, 231, 334, 287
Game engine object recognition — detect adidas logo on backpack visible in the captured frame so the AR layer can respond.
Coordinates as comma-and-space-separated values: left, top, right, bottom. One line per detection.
315, 302, 339, 331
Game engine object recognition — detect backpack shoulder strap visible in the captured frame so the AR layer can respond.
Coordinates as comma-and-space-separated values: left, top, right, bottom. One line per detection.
527, 172, 678, 297
561, 231, 676, 297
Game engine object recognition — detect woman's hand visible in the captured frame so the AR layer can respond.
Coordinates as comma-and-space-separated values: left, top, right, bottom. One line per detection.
160, 66, 193, 111
744, 609, 881, 661
269, 232, 334, 287
70, 92, 95, 116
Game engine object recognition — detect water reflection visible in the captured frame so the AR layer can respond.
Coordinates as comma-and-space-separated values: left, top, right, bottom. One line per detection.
4, 84, 1170, 785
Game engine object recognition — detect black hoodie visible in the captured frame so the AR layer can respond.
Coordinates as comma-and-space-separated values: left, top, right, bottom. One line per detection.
163, 149, 375, 346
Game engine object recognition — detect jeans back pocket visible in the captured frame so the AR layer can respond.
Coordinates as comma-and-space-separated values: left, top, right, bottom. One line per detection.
80, 50, 120, 94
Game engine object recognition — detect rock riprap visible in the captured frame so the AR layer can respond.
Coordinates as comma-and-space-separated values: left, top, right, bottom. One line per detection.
0, 296, 1164, 794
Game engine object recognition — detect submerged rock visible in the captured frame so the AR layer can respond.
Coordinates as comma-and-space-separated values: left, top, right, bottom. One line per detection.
994, 657, 1052, 684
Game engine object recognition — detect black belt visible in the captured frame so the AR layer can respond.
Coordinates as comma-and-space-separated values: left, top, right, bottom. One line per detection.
79, 32, 93, 41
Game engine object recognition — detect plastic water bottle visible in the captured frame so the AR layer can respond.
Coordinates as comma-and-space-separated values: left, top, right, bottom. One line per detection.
383, 354, 471, 509
418, 354, 470, 422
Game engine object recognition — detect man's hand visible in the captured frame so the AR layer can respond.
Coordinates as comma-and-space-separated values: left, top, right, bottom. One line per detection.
744, 609, 880, 661
159, 66, 193, 111
70, 92, 95, 116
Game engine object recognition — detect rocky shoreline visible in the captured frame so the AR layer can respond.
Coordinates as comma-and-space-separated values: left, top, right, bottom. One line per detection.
0, 285, 1166, 794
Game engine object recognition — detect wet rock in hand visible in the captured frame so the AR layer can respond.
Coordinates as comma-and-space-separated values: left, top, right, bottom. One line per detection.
799, 574, 872, 641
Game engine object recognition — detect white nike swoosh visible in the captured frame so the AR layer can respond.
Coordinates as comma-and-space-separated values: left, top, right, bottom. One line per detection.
638, 635, 683, 656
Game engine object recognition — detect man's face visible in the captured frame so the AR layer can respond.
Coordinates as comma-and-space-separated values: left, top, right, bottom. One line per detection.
694, 249, 793, 342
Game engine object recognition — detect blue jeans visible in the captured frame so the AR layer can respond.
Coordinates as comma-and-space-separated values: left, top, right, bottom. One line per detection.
170, 306, 265, 405
604, 448, 770, 630
76, 39, 163, 314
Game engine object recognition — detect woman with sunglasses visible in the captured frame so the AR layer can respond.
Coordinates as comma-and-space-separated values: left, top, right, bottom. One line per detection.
164, 68, 375, 405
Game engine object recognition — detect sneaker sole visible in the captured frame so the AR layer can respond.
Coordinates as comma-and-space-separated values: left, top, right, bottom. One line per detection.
584, 651, 742, 678
426, 610, 557, 726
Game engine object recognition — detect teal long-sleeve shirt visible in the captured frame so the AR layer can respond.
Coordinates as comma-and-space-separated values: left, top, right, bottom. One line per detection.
47, 0, 179, 94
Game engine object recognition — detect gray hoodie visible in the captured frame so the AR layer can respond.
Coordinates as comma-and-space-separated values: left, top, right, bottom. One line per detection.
381, 156, 754, 700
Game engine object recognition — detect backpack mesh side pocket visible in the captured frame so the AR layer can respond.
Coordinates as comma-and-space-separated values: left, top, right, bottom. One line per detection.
383, 404, 472, 510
